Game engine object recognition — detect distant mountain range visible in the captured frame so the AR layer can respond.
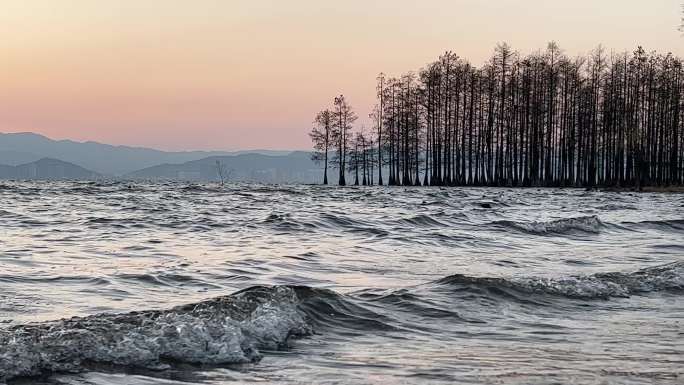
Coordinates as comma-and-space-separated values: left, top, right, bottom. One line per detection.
126, 152, 321, 183
0, 158, 100, 180
0, 132, 293, 176
0, 132, 324, 183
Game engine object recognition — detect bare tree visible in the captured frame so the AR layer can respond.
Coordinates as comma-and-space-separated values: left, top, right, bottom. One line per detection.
375, 73, 386, 185
215, 160, 231, 186
317, 42, 684, 189
332, 95, 358, 186
309, 109, 334, 184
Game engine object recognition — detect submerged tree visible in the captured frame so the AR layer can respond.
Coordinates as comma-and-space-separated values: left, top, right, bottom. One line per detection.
350, 128, 374, 186
215, 160, 231, 186
375, 72, 386, 185
311, 42, 684, 189
309, 95, 359, 185
309, 109, 334, 184
331, 95, 358, 186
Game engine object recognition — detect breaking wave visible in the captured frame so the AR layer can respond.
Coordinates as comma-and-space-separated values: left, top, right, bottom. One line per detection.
436, 261, 684, 299
493, 215, 604, 235
0, 286, 310, 382
2, 262, 683, 381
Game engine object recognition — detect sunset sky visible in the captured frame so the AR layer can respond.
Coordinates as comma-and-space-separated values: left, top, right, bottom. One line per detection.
1, 1, 682, 151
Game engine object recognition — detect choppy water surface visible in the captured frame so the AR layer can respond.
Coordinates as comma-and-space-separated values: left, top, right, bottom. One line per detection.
0, 181, 683, 384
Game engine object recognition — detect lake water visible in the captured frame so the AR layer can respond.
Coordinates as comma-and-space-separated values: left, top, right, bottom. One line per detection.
0, 181, 683, 384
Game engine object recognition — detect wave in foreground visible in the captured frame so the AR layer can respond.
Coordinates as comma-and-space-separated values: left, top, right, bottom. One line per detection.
0, 286, 310, 382
1, 262, 683, 382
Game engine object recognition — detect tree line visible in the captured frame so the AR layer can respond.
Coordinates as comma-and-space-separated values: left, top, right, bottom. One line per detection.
310, 43, 684, 188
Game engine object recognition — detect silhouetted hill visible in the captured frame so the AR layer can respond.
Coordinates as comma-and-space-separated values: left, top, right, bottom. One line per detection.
0, 150, 41, 166
0, 158, 100, 180
0, 132, 292, 176
126, 152, 323, 183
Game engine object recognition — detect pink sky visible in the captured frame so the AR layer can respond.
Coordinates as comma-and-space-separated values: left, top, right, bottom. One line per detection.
1, 0, 682, 151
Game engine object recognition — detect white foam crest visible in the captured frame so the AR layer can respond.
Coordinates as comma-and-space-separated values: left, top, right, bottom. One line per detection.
507, 215, 603, 234
439, 262, 684, 299
507, 276, 631, 299
0, 286, 310, 382
509, 261, 684, 299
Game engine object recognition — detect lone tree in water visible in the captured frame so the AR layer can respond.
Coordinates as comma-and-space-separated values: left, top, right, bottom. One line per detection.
331, 95, 358, 186
375, 73, 386, 185
309, 109, 334, 184
215, 160, 231, 186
